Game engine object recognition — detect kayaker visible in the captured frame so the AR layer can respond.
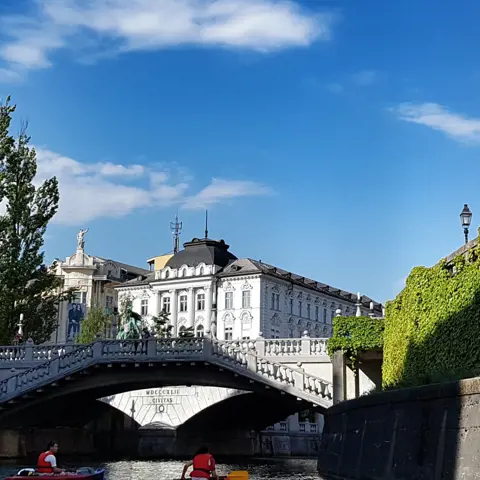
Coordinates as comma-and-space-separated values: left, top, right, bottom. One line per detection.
180, 446, 217, 480
37, 441, 66, 474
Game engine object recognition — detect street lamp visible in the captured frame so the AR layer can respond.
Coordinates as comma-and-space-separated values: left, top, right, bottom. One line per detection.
460, 204, 473, 244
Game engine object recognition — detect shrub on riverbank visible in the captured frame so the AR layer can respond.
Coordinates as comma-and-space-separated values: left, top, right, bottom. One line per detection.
327, 315, 384, 366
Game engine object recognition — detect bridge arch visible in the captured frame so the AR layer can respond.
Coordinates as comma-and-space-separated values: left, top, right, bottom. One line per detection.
0, 338, 332, 427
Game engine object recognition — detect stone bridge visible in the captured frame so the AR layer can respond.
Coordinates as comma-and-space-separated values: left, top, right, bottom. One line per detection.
0, 336, 334, 428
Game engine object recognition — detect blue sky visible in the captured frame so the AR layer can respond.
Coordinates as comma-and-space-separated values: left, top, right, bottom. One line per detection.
1, 0, 480, 304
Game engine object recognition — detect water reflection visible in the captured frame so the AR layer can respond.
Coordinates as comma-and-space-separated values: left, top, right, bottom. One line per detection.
0, 459, 320, 480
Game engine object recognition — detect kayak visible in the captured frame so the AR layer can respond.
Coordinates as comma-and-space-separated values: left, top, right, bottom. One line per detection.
4, 468, 105, 480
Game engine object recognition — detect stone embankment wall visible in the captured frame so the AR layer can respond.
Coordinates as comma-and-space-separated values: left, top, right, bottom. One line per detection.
318, 376, 480, 480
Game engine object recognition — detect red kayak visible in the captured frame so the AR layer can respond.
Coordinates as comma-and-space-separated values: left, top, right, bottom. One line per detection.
4, 468, 104, 480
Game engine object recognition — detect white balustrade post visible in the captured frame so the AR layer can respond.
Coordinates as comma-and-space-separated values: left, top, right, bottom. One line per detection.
187, 288, 195, 328
65, 339, 74, 354
205, 285, 212, 333
93, 340, 103, 358
293, 370, 304, 390
147, 337, 156, 357
170, 290, 178, 335
255, 334, 265, 357
7, 374, 17, 394
203, 337, 213, 359
246, 352, 257, 372
301, 332, 311, 356
24, 338, 34, 362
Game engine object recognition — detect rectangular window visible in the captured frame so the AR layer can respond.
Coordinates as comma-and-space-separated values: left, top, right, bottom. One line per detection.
197, 293, 205, 311
315, 306, 319, 321
323, 308, 327, 323
242, 290, 251, 309
275, 294, 280, 311
298, 301, 302, 317
141, 298, 148, 316
289, 298, 293, 314
271, 329, 280, 339
162, 297, 171, 313
179, 295, 188, 312
72, 291, 87, 304
225, 292, 233, 310
307, 304, 311, 319
271, 292, 275, 309
225, 326, 233, 340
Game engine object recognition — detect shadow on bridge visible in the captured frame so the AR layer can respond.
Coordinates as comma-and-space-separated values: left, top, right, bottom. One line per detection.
0, 355, 327, 428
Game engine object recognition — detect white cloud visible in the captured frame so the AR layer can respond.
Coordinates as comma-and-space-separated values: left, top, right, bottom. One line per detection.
393, 102, 480, 144
30, 147, 270, 225
0, 0, 335, 78
0, 68, 22, 83
326, 82, 343, 94
351, 70, 377, 86
184, 178, 272, 209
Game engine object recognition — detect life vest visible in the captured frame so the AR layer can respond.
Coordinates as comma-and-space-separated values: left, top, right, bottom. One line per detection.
37, 451, 55, 473
191, 453, 214, 478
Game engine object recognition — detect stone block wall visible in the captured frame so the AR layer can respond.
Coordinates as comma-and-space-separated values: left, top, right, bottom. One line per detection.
318, 376, 480, 480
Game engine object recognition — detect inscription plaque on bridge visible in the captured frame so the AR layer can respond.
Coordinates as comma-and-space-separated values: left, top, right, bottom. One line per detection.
132, 387, 185, 414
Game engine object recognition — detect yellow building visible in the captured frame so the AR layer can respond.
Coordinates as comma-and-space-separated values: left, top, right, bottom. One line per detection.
147, 253, 174, 271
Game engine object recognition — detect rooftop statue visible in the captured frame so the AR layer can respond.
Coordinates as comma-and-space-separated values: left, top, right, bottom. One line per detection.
77, 228, 89, 250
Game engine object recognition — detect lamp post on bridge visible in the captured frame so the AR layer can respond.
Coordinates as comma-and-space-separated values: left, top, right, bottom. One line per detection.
460, 204, 473, 244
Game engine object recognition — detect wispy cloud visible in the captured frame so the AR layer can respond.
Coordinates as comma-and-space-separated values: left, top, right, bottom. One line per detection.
30, 147, 270, 225
325, 82, 343, 94
184, 178, 273, 209
0, 0, 335, 80
393, 102, 480, 144
351, 69, 377, 87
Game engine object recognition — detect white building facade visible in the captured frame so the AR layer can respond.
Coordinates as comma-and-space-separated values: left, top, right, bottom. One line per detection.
109, 236, 383, 452
117, 238, 382, 341
52, 230, 150, 343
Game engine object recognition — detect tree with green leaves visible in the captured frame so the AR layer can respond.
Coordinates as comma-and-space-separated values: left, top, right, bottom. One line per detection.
152, 309, 173, 338
0, 96, 74, 344
76, 306, 112, 344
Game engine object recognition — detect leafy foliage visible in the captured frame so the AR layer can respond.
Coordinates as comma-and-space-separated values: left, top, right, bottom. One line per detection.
383, 235, 480, 388
0, 97, 74, 344
327, 315, 384, 365
76, 306, 112, 344
152, 309, 173, 338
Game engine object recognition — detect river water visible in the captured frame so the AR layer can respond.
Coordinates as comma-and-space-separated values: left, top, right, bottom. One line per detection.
0, 459, 320, 480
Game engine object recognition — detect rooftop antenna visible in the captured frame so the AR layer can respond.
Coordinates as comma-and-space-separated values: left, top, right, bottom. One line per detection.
170, 213, 182, 254
204, 210, 209, 239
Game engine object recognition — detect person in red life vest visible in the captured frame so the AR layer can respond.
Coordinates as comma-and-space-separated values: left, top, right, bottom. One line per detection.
37, 441, 66, 474
181, 446, 217, 480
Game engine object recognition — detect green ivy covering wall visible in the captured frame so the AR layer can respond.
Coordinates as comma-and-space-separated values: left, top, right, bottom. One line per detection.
327, 316, 384, 364
383, 237, 480, 388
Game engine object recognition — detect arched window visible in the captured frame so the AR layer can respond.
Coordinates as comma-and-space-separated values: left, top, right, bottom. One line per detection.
199, 267, 204, 275
180, 268, 187, 277
196, 324, 204, 337
165, 269, 170, 278
179, 325, 186, 335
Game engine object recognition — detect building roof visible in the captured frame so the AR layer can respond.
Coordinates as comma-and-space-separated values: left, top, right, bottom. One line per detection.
220, 258, 383, 311
114, 237, 382, 310
165, 237, 237, 269
94, 256, 150, 277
